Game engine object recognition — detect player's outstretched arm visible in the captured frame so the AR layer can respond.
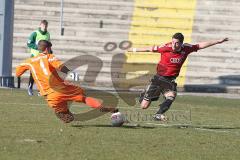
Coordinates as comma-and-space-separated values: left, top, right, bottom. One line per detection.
15, 63, 29, 77
198, 38, 228, 50
127, 46, 153, 52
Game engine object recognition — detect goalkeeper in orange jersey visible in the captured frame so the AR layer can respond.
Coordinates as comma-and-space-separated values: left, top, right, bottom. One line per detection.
16, 40, 118, 123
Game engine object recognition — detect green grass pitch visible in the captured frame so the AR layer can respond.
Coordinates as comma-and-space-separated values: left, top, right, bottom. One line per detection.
0, 88, 240, 160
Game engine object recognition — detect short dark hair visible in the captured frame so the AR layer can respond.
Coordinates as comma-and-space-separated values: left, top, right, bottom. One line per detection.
172, 33, 184, 43
38, 40, 51, 47
40, 20, 48, 26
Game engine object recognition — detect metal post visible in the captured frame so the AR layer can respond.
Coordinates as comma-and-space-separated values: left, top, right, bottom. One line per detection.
60, 0, 64, 36
0, 0, 14, 88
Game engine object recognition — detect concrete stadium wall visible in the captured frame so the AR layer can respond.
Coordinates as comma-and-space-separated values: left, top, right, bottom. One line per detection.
13, 0, 135, 89
12, 0, 240, 93
187, 0, 240, 93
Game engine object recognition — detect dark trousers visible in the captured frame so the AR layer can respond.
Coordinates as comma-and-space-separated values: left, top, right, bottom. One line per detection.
28, 72, 34, 89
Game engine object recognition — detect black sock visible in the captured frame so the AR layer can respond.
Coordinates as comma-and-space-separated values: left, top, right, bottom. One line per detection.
139, 92, 145, 103
157, 99, 173, 114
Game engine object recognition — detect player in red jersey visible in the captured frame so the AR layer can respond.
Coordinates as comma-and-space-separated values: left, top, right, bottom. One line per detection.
128, 33, 228, 121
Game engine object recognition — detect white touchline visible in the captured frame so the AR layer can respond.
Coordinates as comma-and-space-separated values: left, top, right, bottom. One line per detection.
144, 123, 237, 134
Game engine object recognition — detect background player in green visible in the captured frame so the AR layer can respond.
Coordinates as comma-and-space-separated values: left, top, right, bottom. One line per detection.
27, 20, 50, 96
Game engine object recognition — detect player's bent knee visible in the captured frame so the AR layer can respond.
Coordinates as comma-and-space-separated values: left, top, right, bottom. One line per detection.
141, 99, 150, 109
55, 111, 74, 123
164, 91, 176, 99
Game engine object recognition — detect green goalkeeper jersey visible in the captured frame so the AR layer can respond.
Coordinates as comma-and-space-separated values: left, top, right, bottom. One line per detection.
27, 28, 50, 57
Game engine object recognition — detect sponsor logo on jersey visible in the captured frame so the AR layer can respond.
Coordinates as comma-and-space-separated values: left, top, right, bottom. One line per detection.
170, 58, 182, 63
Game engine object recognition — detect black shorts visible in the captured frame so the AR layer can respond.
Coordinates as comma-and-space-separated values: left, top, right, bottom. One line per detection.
139, 75, 177, 102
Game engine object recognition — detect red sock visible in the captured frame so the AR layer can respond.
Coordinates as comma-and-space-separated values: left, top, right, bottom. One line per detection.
85, 97, 102, 109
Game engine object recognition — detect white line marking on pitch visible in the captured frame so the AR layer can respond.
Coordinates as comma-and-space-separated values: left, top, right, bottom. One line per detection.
194, 128, 230, 133
144, 123, 234, 133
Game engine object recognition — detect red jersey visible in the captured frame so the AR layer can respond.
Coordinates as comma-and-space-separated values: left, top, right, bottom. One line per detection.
152, 42, 199, 77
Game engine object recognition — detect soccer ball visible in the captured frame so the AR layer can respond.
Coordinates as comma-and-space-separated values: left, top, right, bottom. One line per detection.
110, 112, 125, 127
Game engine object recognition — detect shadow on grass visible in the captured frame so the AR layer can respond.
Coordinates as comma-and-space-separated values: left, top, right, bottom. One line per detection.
71, 122, 240, 130
146, 123, 240, 130
71, 124, 155, 129
186, 125, 240, 130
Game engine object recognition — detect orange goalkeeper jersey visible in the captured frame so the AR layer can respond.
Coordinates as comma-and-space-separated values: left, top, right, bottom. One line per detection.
16, 53, 67, 96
